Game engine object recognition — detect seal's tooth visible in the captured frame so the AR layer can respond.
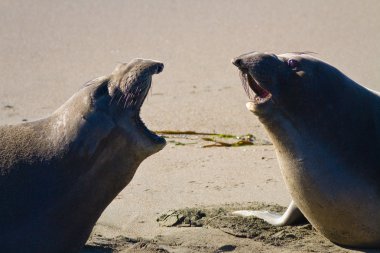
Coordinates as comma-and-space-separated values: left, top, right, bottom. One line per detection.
246, 102, 255, 111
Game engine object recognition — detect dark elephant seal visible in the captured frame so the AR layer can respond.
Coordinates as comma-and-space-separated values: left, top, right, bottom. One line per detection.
231, 52, 380, 248
0, 59, 166, 253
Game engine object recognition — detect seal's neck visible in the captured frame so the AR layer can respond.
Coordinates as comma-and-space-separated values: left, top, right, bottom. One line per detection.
258, 79, 380, 186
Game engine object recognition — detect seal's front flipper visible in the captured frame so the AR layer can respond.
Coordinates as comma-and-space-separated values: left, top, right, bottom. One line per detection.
232, 201, 307, 226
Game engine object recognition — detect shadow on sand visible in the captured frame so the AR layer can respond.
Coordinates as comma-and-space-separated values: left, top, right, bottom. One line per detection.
81, 245, 113, 253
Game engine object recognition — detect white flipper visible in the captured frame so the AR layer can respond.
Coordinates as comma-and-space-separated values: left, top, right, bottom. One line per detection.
232, 200, 307, 226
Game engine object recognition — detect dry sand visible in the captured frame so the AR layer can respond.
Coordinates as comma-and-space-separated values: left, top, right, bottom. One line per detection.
1, 1, 380, 252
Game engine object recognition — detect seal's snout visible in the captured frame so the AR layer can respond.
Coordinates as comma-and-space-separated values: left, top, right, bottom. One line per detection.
233, 52, 273, 106
156, 62, 164, 74
232, 51, 259, 68
232, 58, 243, 68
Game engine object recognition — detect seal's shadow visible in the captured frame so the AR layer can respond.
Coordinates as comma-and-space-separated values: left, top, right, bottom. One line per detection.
81, 245, 113, 253
337, 246, 380, 253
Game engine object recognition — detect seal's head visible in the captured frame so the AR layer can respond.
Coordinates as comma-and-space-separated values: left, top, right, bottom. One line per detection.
107, 59, 166, 154
69, 58, 166, 158
231, 52, 351, 123
230, 51, 374, 146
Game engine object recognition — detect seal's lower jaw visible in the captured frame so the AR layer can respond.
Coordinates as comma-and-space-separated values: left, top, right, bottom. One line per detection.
137, 95, 166, 152
134, 106, 166, 152
246, 100, 274, 115
143, 121, 166, 146
240, 71, 272, 105
138, 118, 166, 149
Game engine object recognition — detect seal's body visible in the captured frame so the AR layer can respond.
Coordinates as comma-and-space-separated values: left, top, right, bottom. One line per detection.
232, 52, 380, 247
0, 59, 166, 253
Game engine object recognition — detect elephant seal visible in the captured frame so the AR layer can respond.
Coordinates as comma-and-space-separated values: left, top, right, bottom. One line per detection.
0, 59, 166, 253
231, 52, 380, 248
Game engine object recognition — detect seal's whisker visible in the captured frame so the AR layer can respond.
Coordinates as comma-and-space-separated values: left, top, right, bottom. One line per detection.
290, 51, 318, 55
122, 93, 129, 107
149, 84, 153, 98
109, 94, 115, 105
126, 89, 135, 108
126, 90, 135, 108
119, 76, 155, 109
125, 93, 131, 104
123, 94, 129, 109
134, 87, 143, 106
116, 93, 125, 106
240, 71, 253, 99
128, 97, 134, 107
146, 79, 153, 101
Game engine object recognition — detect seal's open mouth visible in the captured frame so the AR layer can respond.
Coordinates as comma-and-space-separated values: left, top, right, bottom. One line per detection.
239, 70, 272, 105
135, 64, 165, 145
138, 114, 165, 145
110, 60, 166, 146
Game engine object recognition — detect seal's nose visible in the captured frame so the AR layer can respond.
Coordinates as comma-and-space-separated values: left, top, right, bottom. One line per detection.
232, 58, 243, 67
156, 63, 164, 74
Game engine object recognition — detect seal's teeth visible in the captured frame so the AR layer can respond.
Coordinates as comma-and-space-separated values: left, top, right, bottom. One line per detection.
246, 101, 255, 111
253, 93, 272, 105
239, 71, 253, 99
239, 70, 271, 103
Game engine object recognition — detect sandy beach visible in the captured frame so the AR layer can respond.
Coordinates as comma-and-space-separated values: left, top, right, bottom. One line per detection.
1, 1, 380, 252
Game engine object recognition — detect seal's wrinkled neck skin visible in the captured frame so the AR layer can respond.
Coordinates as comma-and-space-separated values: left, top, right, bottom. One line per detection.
0, 59, 166, 253
232, 52, 380, 247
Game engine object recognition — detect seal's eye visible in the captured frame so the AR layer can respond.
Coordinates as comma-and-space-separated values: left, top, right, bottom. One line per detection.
287, 59, 299, 69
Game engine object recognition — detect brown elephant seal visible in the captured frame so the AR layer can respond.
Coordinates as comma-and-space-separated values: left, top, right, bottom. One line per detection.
0, 59, 166, 253
231, 52, 380, 248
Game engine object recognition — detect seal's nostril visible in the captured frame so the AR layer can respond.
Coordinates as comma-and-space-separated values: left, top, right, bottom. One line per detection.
156, 63, 164, 74
232, 58, 242, 67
